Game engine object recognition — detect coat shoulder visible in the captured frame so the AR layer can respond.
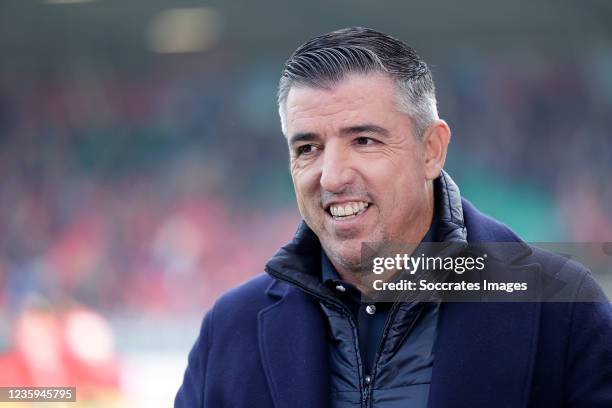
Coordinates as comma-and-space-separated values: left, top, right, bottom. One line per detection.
528, 246, 609, 302
462, 197, 607, 301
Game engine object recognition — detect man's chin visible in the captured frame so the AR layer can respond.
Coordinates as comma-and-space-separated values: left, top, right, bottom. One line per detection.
323, 241, 366, 271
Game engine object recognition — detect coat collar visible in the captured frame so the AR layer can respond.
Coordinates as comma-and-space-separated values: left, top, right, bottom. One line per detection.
462, 198, 533, 264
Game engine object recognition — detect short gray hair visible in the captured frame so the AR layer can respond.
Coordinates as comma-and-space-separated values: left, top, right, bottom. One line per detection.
278, 27, 438, 138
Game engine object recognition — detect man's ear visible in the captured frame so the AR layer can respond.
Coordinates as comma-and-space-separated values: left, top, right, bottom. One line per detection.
421, 120, 451, 180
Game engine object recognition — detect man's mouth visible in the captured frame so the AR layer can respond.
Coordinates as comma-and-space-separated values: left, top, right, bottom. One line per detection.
327, 201, 370, 220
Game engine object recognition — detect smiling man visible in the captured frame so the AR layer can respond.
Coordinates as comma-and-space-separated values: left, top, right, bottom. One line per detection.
176, 28, 612, 408
284, 70, 445, 292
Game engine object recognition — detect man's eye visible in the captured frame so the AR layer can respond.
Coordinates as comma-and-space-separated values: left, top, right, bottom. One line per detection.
297, 144, 315, 155
356, 137, 375, 145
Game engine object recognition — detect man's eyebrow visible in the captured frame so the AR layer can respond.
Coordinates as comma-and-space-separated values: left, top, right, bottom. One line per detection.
340, 124, 390, 137
288, 124, 388, 145
288, 132, 319, 146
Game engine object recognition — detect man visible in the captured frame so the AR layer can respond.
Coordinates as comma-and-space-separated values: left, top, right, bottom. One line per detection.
175, 27, 612, 407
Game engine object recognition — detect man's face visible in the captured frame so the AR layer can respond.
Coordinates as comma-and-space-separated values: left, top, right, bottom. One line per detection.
285, 72, 434, 270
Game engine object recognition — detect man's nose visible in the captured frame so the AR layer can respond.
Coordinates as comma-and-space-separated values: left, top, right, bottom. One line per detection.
319, 143, 356, 193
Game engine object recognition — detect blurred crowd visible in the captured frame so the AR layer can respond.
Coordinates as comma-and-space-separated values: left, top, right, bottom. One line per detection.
0, 61, 298, 321
439, 51, 612, 240
0, 49, 611, 323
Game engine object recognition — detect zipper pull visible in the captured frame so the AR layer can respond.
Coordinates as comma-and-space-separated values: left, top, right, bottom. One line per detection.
362, 375, 371, 404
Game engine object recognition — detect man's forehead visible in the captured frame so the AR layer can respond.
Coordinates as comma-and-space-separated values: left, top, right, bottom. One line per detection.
285, 72, 399, 128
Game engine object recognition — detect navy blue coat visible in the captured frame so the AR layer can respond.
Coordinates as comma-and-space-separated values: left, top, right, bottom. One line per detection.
175, 199, 612, 407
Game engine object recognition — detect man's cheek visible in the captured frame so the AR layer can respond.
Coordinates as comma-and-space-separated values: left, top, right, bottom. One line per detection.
292, 189, 306, 217
295, 193, 315, 220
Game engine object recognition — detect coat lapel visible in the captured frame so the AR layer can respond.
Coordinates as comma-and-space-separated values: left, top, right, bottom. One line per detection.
258, 285, 330, 408
428, 266, 542, 408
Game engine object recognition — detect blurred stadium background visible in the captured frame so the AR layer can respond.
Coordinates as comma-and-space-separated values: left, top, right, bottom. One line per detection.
0, 0, 611, 406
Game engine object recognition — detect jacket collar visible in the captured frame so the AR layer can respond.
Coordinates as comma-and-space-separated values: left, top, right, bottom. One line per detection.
435, 169, 467, 243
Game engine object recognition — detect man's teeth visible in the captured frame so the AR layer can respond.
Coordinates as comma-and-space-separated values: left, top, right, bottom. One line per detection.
329, 202, 369, 218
